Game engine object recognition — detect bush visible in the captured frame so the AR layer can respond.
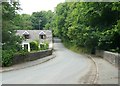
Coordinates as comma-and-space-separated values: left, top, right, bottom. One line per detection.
30, 41, 39, 51
40, 42, 49, 50
14, 50, 29, 56
45, 42, 49, 49
2, 49, 29, 67
2, 50, 14, 67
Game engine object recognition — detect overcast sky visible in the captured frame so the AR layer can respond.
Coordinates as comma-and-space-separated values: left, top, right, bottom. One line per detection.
18, 0, 65, 14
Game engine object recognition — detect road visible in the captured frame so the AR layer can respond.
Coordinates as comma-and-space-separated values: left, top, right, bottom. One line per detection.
2, 42, 93, 84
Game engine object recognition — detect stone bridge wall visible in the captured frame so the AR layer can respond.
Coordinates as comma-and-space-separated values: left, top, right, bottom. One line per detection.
12, 49, 52, 65
96, 50, 120, 67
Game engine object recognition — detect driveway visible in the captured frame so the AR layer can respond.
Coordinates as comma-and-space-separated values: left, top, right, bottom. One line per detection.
2, 42, 92, 84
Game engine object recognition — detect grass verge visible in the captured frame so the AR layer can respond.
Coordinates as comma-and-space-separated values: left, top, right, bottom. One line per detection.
63, 41, 90, 54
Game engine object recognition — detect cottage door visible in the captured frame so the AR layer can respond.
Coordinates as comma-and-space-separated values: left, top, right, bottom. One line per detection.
24, 44, 28, 51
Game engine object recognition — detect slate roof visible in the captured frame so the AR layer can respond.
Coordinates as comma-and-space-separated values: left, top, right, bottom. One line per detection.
16, 30, 52, 43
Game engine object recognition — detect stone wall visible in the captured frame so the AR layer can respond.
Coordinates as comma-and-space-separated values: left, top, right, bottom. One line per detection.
95, 50, 120, 67
12, 49, 52, 65
96, 50, 104, 57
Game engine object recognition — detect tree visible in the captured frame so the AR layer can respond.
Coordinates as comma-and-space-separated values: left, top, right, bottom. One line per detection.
2, 2, 22, 66
53, 2, 120, 53
13, 14, 33, 30
31, 10, 54, 30
2, 2, 22, 50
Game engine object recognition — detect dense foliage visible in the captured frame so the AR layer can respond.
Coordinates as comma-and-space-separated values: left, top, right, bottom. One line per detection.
2, 2, 24, 66
30, 41, 39, 51
30, 41, 49, 51
52, 2, 120, 53
13, 10, 54, 30
13, 14, 33, 30
40, 42, 49, 50
31, 10, 54, 30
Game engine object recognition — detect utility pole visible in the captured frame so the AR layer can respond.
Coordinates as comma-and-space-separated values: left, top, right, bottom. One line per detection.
39, 20, 42, 30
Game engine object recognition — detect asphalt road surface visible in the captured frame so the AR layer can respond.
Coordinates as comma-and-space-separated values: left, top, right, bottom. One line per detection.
2, 42, 93, 84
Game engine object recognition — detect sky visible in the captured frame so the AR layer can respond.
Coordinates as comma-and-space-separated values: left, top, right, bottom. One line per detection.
18, 0, 65, 14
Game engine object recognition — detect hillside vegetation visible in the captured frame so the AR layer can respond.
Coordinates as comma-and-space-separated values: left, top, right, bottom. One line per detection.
52, 2, 120, 53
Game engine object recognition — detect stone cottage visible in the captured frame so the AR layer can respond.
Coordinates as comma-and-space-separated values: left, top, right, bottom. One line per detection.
16, 30, 53, 52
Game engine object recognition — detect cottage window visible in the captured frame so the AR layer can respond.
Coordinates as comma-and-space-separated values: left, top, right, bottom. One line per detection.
23, 31, 30, 39
39, 31, 46, 39
24, 34, 29, 39
40, 34, 46, 39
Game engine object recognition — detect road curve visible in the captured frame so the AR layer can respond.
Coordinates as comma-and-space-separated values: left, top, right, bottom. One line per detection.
2, 42, 92, 84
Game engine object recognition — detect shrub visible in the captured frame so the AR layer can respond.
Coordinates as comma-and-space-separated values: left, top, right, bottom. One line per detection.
2, 50, 14, 67
14, 50, 29, 56
44, 42, 49, 49
2, 49, 29, 67
30, 41, 39, 51
40, 44, 45, 50
40, 42, 49, 50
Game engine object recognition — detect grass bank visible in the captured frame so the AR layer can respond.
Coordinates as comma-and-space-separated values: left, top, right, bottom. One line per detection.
62, 41, 90, 54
